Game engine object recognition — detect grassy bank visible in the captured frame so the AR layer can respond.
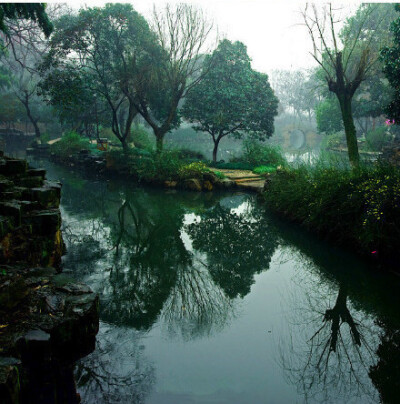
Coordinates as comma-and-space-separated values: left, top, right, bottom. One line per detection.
264, 160, 400, 267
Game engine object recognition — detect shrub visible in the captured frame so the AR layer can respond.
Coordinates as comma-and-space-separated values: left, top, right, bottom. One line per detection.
264, 161, 400, 263
178, 161, 210, 180
50, 131, 91, 159
365, 126, 391, 151
209, 161, 253, 170
177, 149, 206, 161
233, 139, 286, 168
131, 124, 154, 151
253, 165, 277, 175
320, 131, 346, 150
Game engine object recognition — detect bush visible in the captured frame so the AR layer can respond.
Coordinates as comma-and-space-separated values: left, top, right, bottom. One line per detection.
264, 161, 400, 263
131, 124, 154, 151
178, 161, 211, 180
209, 161, 253, 170
253, 165, 277, 175
50, 131, 91, 159
365, 126, 391, 151
321, 131, 346, 150
232, 139, 286, 169
177, 149, 206, 161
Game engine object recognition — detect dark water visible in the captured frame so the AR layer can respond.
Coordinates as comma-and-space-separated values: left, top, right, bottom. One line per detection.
38, 161, 400, 404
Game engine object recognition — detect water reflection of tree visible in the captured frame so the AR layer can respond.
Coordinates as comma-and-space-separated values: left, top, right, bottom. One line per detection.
162, 263, 234, 340
75, 323, 155, 404
369, 324, 400, 404
281, 277, 379, 403
273, 220, 391, 403
186, 200, 279, 299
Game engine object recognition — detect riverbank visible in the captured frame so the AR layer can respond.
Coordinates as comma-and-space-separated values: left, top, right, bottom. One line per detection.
0, 154, 99, 403
263, 162, 400, 271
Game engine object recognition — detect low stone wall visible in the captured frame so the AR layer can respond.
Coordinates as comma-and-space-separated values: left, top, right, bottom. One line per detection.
0, 154, 99, 403
49, 150, 237, 192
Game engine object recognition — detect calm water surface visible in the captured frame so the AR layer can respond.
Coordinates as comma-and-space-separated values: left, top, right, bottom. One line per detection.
40, 161, 400, 404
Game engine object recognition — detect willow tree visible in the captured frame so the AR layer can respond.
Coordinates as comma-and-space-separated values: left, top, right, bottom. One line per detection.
303, 4, 391, 167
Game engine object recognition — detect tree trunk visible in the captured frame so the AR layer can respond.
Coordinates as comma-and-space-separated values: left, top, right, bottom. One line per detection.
338, 96, 360, 168
121, 138, 129, 153
21, 94, 41, 139
156, 135, 164, 154
212, 138, 221, 163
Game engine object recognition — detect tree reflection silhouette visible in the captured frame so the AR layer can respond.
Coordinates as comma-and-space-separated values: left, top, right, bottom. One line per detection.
186, 200, 279, 299
75, 323, 155, 404
273, 218, 399, 403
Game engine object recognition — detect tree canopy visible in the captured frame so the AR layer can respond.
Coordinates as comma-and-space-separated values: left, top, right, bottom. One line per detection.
381, 5, 400, 124
39, 3, 158, 150
0, 3, 53, 38
182, 39, 278, 162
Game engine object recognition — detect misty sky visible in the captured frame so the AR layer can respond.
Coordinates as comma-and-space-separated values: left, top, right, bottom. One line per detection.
74, 0, 390, 73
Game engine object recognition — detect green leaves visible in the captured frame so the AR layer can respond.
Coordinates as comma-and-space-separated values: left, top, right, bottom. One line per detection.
182, 39, 278, 160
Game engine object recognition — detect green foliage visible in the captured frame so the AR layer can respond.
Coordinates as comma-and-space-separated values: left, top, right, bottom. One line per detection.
0, 3, 53, 37
210, 161, 253, 170
316, 97, 344, 134
178, 162, 210, 180
321, 131, 346, 150
40, 132, 50, 144
236, 139, 286, 168
182, 39, 278, 161
264, 161, 400, 260
176, 149, 206, 161
40, 3, 160, 147
253, 165, 277, 175
365, 126, 391, 151
131, 125, 154, 152
381, 6, 400, 123
50, 131, 91, 159
0, 93, 25, 126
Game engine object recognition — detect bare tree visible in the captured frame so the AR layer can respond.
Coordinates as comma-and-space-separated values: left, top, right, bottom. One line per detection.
128, 4, 216, 152
302, 3, 390, 167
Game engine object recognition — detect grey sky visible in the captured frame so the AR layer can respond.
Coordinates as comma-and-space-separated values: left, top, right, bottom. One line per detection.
73, 1, 389, 73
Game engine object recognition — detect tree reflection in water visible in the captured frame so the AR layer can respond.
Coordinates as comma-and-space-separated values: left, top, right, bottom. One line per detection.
186, 199, 279, 299
55, 168, 279, 400
273, 222, 400, 404
75, 323, 155, 403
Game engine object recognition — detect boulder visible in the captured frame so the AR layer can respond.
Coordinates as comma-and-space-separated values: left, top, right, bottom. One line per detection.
182, 178, 202, 191
203, 180, 213, 191
215, 178, 236, 189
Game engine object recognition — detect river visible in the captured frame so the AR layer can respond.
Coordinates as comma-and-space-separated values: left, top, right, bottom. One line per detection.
37, 160, 400, 404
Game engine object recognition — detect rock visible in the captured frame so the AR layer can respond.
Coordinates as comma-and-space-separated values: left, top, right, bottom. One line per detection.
26, 168, 46, 179
182, 178, 202, 191
22, 210, 61, 235
164, 181, 178, 188
203, 180, 213, 191
0, 179, 13, 193
0, 159, 27, 176
16, 176, 44, 188
215, 178, 236, 189
30, 187, 60, 209
0, 201, 21, 225
17, 329, 52, 362
0, 357, 21, 404
203, 172, 219, 184
0, 216, 12, 239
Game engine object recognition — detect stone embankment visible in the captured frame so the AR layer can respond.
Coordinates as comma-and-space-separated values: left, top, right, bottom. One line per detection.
0, 154, 99, 403
49, 150, 242, 192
